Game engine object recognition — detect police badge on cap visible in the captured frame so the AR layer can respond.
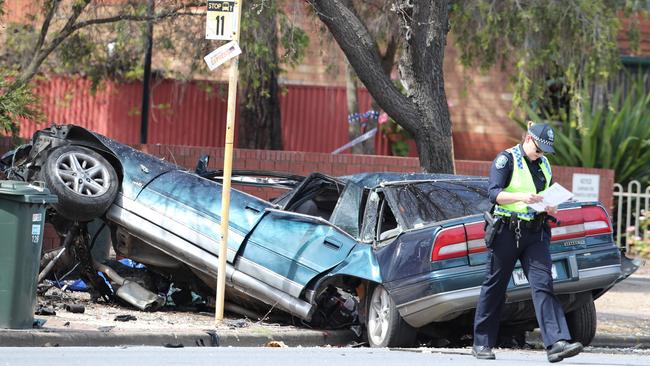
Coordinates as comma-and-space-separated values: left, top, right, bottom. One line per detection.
528, 123, 555, 154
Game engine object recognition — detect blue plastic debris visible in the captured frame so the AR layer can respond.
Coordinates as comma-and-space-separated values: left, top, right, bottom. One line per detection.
66, 279, 88, 292
118, 258, 146, 269
97, 272, 114, 293
50, 279, 88, 292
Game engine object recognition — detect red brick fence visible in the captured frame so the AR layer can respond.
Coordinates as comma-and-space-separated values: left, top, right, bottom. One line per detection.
0, 138, 614, 251
140, 144, 614, 213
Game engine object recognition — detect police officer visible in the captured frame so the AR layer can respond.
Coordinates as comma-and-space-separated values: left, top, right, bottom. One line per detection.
472, 122, 583, 363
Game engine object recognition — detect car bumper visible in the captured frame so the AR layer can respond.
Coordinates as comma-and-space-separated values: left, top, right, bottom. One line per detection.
395, 259, 622, 328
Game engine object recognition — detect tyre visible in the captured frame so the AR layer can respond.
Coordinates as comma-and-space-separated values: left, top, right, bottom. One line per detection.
42, 145, 118, 221
566, 297, 597, 346
366, 284, 417, 347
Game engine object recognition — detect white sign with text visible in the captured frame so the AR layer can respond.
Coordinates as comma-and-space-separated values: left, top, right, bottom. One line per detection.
572, 173, 600, 202
204, 41, 242, 71
206, 1, 239, 40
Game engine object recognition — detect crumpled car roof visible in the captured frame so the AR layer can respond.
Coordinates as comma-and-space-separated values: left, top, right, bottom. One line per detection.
340, 172, 486, 188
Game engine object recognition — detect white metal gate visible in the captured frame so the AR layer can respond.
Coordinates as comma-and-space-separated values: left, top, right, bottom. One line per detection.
613, 180, 650, 252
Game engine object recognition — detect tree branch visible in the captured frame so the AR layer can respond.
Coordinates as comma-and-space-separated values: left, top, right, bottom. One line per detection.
308, 0, 419, 131
11, 1, 202, 91
30, 0, 61, 68
13, 0, 91, 89
70, 2, 203, 30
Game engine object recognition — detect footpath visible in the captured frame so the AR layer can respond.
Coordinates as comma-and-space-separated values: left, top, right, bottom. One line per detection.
1, 263, 649, 349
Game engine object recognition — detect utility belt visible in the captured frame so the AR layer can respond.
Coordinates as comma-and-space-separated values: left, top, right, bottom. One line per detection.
499, 214, 548, 232
485, 211, 559, 249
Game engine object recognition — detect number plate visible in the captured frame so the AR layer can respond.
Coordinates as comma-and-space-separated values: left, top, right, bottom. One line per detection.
512, 264, 558, 286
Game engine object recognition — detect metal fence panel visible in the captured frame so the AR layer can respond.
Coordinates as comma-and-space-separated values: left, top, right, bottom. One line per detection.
613, 180, 650, 251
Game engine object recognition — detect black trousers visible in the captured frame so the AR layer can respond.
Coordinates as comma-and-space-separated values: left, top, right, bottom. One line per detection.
473, 223, 571, 348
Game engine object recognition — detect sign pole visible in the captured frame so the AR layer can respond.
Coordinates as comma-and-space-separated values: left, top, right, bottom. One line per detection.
206, 0, 244, 324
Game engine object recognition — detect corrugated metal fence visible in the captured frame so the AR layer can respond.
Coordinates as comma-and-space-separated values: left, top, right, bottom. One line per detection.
15, 77, 394, 155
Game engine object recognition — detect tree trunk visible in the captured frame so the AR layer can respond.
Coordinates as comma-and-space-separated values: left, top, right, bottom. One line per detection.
364, 33, 399, 156
237, 1, 283, 150
238, 71, 283, 149
309, 0, 454, 173
400, 1, 455, 172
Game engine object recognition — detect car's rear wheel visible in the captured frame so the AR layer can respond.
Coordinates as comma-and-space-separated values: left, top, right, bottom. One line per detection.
366, 284, 416, 347
42, 145, 118, 221
566, 297, 597, 346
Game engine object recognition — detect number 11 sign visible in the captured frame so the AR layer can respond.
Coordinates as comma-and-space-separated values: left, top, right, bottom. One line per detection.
206, 1, 239, 41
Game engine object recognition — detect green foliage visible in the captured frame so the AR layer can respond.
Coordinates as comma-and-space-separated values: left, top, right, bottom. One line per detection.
450, 0, 648, 128
521, 74, 650, 186
51, 20, 147, 92
240, 0, 308, 109
278, 12, 309, 67
0, 1, 212, 135
0, 23, 38, 69
54, 32, 96, 73
2, 20, 145, 93
0, 69, 43, 135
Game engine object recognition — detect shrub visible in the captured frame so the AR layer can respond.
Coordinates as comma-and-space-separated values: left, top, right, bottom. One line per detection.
521, 74, 650, 186
627, 210, 650, 258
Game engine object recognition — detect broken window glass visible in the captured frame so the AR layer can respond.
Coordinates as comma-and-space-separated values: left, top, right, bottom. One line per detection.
390, 180, 491, 229
330, 183, 364, 237
377, 199, 400, 241
360, 191, 381, 242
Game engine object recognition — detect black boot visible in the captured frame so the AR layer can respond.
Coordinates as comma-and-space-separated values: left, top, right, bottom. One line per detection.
472, 345, 496, 360
547, 340, 583, 363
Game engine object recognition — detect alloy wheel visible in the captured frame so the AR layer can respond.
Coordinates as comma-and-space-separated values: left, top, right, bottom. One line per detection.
54, 151, 112, 197
368, 286, 391, 346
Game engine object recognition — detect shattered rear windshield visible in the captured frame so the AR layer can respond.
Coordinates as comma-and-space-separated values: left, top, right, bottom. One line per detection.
389, 180, 491, 228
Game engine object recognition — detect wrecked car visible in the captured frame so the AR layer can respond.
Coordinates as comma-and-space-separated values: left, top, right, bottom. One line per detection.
0, 124, 637, 347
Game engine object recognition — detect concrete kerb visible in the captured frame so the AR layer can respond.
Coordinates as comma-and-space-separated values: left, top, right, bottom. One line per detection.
0, 328, 357, 347
527, 330, 650, 350
2, 327, 646, 349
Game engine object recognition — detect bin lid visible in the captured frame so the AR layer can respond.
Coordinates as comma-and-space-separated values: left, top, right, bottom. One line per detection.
0, 180, 58, 204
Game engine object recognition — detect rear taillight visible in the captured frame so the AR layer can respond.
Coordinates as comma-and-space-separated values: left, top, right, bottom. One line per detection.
583, 206, 612, 235
465, 221, 488, 254
551, 206, 612, 241
431, 226, 467, 261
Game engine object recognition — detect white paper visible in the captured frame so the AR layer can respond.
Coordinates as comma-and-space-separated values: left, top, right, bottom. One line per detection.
527, 183, 574, 212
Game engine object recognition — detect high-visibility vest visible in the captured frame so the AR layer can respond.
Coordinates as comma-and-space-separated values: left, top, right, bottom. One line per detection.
494, 145, 551, 221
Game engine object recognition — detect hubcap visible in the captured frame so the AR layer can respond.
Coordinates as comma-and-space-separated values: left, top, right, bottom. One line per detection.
368, 286, 390, 346
54, 151, 111, 197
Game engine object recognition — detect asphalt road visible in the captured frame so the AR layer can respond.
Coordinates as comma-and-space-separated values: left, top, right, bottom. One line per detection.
1, 346, 649, 366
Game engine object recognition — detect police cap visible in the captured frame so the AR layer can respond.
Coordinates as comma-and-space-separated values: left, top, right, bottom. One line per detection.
528, 123, 555, 154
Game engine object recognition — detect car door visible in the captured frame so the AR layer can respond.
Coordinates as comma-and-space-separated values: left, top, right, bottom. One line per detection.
134, 170, 272, 262
237, 174, 357, 298
360, 189, 421, 282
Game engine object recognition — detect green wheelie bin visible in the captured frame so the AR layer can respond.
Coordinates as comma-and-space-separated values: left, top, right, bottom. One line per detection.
0, 180, 57, 329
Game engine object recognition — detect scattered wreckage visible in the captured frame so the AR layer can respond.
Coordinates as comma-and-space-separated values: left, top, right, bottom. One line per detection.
0, 124, 639, 347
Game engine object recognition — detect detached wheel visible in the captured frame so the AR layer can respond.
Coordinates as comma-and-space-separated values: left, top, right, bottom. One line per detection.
567, 297, 597, 346
43, 145, 118, 221
366, 285, 416, 348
